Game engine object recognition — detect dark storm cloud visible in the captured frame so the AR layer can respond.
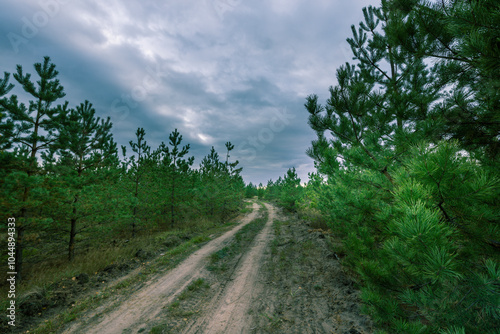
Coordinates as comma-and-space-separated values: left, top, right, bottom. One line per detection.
1, 0, 375, 184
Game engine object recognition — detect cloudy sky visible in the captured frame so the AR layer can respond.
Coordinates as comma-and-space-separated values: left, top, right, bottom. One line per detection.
1, 0, 375, 185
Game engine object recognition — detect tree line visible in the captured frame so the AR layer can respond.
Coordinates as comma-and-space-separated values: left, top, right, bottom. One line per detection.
0, 57, 244, 283
259, 1, 499, 333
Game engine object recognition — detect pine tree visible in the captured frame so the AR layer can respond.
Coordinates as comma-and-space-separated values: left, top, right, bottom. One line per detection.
1, 57, 66, 280
256, 183, 265, 199
0, 73, 17, 218
279, 167, 302, 212
122, 127, 151, 237
303, 1, 499, 332
156, 129, 194, 228
53, 100, 117, 261
306, 2, 440, 184
244, 182, 258, 198
264, 178, 280, 201
199, 146, 224, 218
0, 72, 15, 151
221, 142, 244, 219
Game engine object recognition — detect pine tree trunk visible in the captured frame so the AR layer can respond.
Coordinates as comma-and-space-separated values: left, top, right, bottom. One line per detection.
170, 170, 176, 229
68, 195, 78, 261
170, 181, 175, 229
15, 129, 39, 281
14, 220, 24, 282
132, 176, 139, 237
15, 184, 31, 282
69, 218, 76, 261
132, 207, 137, 238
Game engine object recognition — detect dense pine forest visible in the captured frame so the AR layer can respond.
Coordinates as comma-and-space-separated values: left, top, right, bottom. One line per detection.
249, 0, 500, 333
1, 0, 499, 333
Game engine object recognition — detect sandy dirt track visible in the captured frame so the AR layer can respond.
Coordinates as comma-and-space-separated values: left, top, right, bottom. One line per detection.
62, 202, 260, 334
182, 203, 275, 334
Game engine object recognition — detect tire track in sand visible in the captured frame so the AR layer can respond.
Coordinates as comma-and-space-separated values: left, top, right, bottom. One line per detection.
62, 201, 260, 334
183, 203, 275, 334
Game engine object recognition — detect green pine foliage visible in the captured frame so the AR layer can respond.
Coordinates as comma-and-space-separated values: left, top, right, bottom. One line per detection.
279, 167, 303, 212
244, 182, 265, 199
155, 128, 195, 228
244, 182, 258, 198
121, 127, 152, 237
0, 56, 67, 281
50, 100, 119, 261
0, 72, 15, 151
391, 0, 500, 160
263, 167, 303, 212
300, 1, 500, 333
198, 144, 244, 221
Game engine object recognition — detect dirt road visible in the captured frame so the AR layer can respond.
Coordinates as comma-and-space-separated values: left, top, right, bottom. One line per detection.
62, 201, 372, 333
63, 202, 261, 334
182, 203, 276, 333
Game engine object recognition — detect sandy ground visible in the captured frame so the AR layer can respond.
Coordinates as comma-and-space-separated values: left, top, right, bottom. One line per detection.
62, 202, 260, 334
248, 211, 374, 333
182, 203, 276, 334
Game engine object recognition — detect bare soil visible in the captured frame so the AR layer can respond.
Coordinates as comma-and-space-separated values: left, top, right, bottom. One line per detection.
247, 210, 373, 334
181, 203, 276, 333
57, 201, 373, 333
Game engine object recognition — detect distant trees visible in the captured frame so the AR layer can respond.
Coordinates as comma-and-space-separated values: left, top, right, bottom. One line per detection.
301, 1, 499, 333
199, 143, 244, 221
244, 183, 258, 198
263, 168, 303, 212
244, 182, 265, 199
0, 57, 245, 283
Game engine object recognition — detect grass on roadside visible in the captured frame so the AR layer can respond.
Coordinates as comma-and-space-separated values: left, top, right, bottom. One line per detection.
166, 278, 210, 317
149, 277, 211, 333
256, 213, 350, 332
207, 203, 268, 274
